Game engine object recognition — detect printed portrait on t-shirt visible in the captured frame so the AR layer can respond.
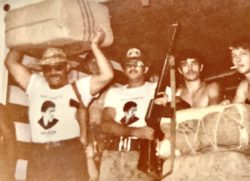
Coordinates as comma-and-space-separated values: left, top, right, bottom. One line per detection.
120, 101, 139, 126
38, 100, 59, 130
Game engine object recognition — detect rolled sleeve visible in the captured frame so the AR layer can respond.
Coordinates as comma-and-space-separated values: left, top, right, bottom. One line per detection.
26, 74, 44, 96
76, 75, 99, 107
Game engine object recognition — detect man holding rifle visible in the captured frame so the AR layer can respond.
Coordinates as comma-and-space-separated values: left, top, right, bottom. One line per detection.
101, 48, 156, 181
153, 49, 222, 174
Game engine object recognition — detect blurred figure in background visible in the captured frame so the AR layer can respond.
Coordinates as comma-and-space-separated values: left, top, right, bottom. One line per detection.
83, 52, 114, 181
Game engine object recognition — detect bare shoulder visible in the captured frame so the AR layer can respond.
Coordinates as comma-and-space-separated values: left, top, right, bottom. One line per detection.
176, 85, 185, 96
236, 79, 248, 93
207, 81, 220, 89
233, 79, 248, 103
238, 79, 248, 87
205, 82, 222, 101
205, 81, 221, 92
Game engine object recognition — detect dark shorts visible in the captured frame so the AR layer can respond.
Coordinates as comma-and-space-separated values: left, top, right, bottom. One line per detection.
27, 138, 88, 181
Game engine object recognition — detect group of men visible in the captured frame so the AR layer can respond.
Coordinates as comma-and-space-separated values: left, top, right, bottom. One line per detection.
2, 26, 250, 181
4, 28, 113, 181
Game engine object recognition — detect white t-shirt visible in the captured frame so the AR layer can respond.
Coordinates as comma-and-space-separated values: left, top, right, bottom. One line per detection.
104, 82, 157, 127
26, 74, 94, 143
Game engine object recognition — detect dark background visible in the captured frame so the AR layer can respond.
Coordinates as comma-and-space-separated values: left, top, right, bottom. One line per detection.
6, 0, 250, 98
100, 0, 250, 97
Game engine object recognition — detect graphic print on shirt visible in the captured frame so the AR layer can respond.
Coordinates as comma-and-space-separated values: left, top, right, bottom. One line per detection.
120, 101, 139, 126
38, 100, 59, 130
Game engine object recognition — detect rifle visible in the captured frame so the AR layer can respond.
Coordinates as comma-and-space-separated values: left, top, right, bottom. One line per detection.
137, 23, 179, 180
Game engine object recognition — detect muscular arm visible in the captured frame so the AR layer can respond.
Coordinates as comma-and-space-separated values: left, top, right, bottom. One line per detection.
89, 30, 114, 96
233, 80, 248, 103
4, 50, 32, 91
101, 107, 154, 140
208, 82, 222, 105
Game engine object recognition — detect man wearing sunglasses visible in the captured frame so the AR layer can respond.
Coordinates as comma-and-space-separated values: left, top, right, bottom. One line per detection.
100, 48, 155, 181
5, 29, 114, 181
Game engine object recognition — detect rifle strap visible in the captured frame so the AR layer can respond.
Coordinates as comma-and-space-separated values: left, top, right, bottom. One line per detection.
71, 81, 89, 145
71, 82, 85, 108
71, 82, 99, 179
71, 82, 98, 148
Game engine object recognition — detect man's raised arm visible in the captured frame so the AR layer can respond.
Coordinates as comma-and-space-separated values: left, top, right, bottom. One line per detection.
4, 50, 32, 91
89, 28, 114, 96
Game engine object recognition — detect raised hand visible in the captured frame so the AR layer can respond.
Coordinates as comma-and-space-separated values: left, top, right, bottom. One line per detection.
91, 27, 105, 46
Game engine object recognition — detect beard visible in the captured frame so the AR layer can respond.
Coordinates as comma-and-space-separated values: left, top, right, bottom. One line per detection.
46, 74, 68, 89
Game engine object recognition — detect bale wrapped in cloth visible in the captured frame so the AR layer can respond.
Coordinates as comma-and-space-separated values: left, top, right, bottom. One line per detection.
5, 0, 113, 57
158, 103, 250, 157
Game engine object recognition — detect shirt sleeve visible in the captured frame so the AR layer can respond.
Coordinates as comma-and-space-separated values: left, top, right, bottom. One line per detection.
76, 75, 99, 107
26, 74, 44, 96
103, 87, 115, 108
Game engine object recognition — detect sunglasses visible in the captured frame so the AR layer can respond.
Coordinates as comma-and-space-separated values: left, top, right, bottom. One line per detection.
41, 63, 67, 73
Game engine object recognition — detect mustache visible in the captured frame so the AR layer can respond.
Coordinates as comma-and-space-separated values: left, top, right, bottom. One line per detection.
128, 70, 138, 74
47, 74, 62, 79
186, 70, 197, 74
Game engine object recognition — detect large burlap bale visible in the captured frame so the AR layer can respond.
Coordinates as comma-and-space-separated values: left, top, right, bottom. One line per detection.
160, 104, 250, 156
5, 0, 113, 57
162, 151, 250, 181
99, 151, 154, 181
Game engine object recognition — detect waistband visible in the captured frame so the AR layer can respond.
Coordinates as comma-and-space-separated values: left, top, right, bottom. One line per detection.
104, 136, 141, 151
32, 138, 81, 150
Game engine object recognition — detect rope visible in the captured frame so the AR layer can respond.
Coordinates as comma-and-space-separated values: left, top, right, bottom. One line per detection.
201, 116, 218, 150
213, 111, 223, 150
194, 118, 202, 142
229, 105, 249, 149
180, 127, 196, 154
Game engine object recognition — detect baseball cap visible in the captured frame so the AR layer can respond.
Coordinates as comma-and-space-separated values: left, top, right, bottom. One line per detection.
122, 48, 148, 67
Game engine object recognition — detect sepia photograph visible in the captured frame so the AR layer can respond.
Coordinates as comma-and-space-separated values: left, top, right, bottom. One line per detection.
0, 0, 250, 180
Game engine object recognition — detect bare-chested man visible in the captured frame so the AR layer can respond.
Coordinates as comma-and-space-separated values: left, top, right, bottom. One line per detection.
230, 39, 250, 103
154, 49, 222, 108
176, 49, 222, 107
